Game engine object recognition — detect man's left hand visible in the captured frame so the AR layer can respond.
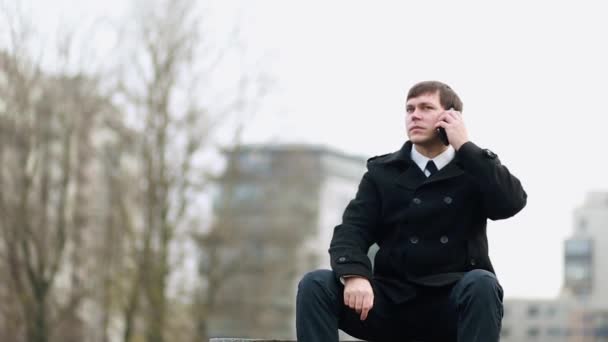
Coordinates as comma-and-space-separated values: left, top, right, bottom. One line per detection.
435, 109, 469, 151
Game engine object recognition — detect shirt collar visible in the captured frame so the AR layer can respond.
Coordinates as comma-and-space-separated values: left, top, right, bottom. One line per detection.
410, 145, 455, 173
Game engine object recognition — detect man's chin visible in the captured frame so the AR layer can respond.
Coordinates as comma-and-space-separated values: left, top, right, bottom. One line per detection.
409, 136, 429, 144
410, 136, 438, 146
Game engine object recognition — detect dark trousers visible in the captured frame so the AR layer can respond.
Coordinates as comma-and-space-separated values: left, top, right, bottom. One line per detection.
296, 269, 503, 342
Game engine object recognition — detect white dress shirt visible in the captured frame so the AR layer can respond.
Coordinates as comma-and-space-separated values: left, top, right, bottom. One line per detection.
411, 145, 455, 177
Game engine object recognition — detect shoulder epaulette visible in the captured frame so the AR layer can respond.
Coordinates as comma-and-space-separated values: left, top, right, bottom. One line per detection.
367, 153, 391, 164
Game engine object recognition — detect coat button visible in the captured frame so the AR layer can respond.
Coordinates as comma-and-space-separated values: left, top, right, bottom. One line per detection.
338, 256, 347, 263
444, 196, 453, 204
409, 236, 419, 244
412, 197, 422, 205
470, 258, 477, 266
440, 235, 449, 244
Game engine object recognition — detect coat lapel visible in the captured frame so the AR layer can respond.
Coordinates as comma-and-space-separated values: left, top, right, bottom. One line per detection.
395, 165, 426, 190
377, 141, 427, 191
422, 160, 465, 186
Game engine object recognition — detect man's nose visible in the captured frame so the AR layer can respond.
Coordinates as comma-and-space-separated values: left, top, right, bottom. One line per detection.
410, 109, 422, 120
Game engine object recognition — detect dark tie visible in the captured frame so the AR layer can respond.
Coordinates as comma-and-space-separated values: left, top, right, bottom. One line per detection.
425, 160, 438, 177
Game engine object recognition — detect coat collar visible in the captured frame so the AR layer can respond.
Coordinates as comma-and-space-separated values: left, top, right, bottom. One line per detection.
375, 141, 413, 165
377, 141, 465, 190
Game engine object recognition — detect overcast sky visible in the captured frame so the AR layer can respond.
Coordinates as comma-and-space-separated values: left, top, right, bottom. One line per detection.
16, 0, 608, 299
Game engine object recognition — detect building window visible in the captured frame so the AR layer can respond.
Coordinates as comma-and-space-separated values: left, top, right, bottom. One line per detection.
565, 238, 592, 257
547, 326, 561, 337
565, 263, 591, 282
237, 151, 272, 175
596, 325, 608, 338
564, 238, 593, 295
528, 305, 540, 318
233, 183, 263, 202
527, 327, 540, 338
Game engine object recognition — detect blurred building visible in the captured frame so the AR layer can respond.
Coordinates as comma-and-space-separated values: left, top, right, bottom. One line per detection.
564, 192, 608, 307
502, 192, 608, 341
501, 298, 608, 342
501, 298, 573, 341
207, 144, 367, 339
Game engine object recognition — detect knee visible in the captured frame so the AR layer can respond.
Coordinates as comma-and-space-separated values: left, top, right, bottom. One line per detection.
298, 269, 336, 295
458, 269, 503, 303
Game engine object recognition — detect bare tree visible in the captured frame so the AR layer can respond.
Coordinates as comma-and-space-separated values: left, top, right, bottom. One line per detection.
93, 121, 140, 342
0, 46, 118, 342
0, 4, 129, 340
115, 0, 248, 340
114, 0, 273, 339
1, 1, 273, 341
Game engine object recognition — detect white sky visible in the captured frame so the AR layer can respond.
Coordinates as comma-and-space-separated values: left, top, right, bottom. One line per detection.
15, 0, 608, 299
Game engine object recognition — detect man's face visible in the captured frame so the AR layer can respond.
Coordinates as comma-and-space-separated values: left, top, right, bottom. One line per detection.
405, 91, 445, 145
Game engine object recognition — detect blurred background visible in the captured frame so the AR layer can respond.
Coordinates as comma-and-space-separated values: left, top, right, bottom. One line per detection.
1, 0, 607, 341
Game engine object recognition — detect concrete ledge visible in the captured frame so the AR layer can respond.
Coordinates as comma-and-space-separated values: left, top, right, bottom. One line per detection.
210, 340, 361, 342
209, 339, 423, 342
210, 340, 292, 342
210, 340, 296, 342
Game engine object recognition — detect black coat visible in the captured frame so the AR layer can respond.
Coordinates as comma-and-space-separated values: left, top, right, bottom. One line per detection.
329, 141, 527, 303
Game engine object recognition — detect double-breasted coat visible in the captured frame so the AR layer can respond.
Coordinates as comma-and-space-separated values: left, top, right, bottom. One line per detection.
329, 141, 527, 303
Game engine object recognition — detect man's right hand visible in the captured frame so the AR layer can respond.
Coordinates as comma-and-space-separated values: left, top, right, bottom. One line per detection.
343, 276, 374, 321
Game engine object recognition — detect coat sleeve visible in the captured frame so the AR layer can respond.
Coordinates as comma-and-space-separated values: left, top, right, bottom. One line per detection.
456, 141, 527, 220
328, 170, 381, 281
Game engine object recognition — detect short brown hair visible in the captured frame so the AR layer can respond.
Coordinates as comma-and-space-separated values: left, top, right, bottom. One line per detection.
406, 81, 463, 112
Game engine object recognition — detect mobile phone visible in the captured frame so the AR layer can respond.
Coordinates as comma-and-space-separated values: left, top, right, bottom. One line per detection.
437, 127, 449, 146
436, 107, 453, 146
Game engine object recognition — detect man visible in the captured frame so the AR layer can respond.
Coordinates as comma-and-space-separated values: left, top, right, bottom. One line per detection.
296, 81, 527, 342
